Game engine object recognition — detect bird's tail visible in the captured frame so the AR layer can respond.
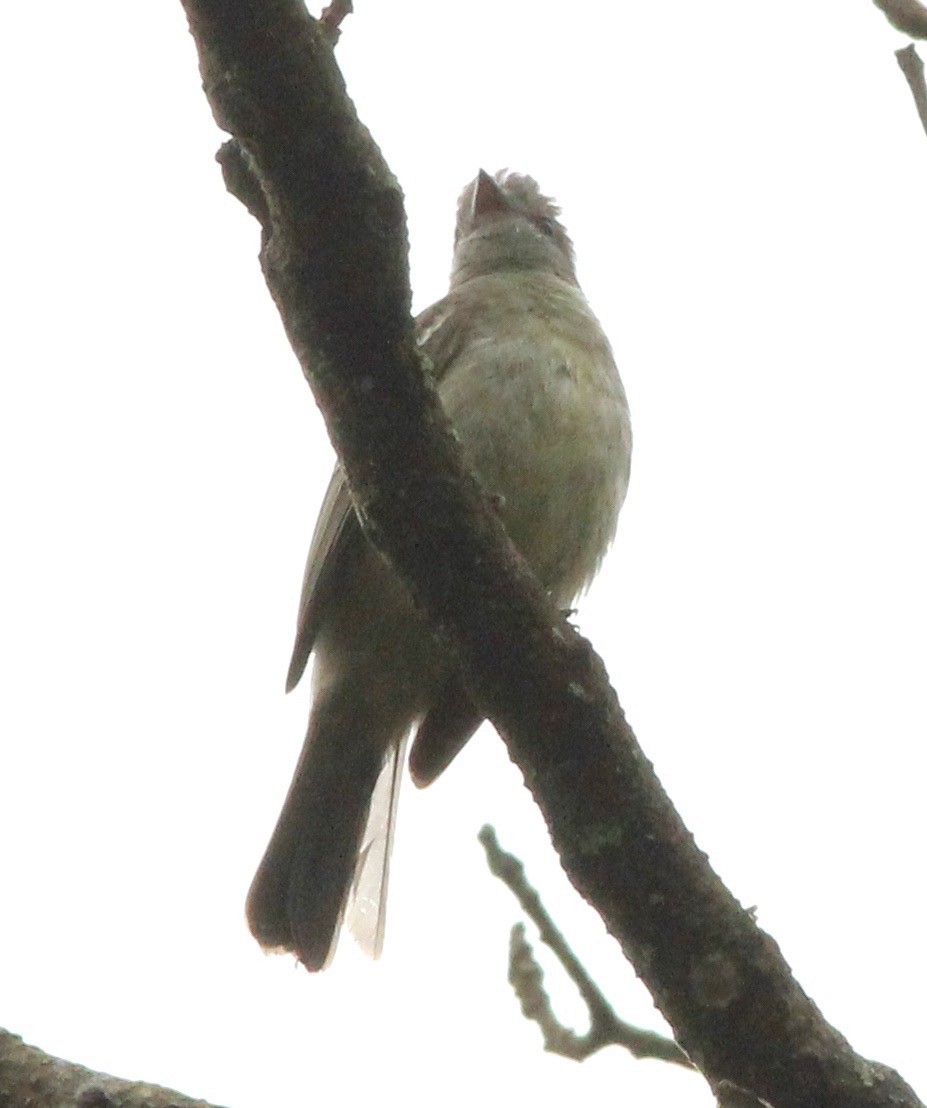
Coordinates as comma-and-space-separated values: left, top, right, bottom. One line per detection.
246, 687, 402, 971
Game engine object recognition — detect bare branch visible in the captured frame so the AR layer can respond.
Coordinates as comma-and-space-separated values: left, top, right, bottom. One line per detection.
873, 0, 927, 38
481, 826, 691, 1067
177, 3, 923, 1106
896, 44, 927, 137
0, 1028, 224, 1108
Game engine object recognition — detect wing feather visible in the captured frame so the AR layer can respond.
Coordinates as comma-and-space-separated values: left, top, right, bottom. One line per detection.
285, 295, 462, 694
285, 468, 358, 692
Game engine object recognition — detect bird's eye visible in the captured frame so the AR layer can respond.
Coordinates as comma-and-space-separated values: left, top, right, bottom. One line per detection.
535, 217, 557, 238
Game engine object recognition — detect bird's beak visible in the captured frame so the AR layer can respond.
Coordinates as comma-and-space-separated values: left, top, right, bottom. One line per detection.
471, 169, 509, 220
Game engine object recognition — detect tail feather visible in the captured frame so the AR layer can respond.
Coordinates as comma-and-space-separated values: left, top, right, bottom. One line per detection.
347, 737, 405, 960
246, 690, 394, 971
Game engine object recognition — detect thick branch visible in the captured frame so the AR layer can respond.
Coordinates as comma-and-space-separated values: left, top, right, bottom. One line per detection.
0, 1028, 223, 1108
873, 0, 927, 38
179, 4, 922, 1107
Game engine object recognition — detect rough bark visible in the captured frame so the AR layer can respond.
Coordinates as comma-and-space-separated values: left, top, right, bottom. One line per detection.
0, 1028, 222, 1108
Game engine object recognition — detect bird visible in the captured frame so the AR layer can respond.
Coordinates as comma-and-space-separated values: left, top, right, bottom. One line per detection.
246, 169, 632, 971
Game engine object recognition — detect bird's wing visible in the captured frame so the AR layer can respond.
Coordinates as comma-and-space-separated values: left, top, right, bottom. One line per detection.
285, 294, 463, 693
405, 291, 487, 783
415, 293, 467, 384
285, 466, 358, 692
409, 675, 483, 787
283, 292, 484, 960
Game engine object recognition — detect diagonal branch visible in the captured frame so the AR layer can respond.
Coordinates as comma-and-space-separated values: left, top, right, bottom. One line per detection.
872, 0, 927, 38
0, 1028, 224, 1108
178, 4, 922, 1107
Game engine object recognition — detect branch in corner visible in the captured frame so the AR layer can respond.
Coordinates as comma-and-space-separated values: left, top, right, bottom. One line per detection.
872, 0, 927, 38
0, 1029, 224, 1108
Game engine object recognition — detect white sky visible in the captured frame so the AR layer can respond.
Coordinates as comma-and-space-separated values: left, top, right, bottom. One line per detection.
2, 2, 925, 1106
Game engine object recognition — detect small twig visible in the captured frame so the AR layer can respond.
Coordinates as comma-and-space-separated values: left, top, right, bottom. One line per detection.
508, 922, 593, 1060
896, 45, 927, 138
872, 0, 927, 38
319, 0, 353, 43
479, 826, 692, 1068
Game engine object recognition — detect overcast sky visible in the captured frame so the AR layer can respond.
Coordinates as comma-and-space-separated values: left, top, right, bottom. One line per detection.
2, 3, 925, 1107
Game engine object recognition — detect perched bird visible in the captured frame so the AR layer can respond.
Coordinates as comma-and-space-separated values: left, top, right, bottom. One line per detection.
246, 170, 632, 971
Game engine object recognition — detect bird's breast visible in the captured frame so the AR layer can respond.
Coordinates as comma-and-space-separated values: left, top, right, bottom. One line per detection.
437, 284, 631, 604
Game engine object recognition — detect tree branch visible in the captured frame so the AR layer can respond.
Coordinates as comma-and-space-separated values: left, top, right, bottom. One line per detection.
177, 3, 923, 1106
896, 44, 927, 137
873, 0, 927, 38
480, 826, 691, 1067
0, 1028, 223, 1108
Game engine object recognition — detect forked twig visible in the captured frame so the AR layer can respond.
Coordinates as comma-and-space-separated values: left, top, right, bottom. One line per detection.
479, 825, 691, 1067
